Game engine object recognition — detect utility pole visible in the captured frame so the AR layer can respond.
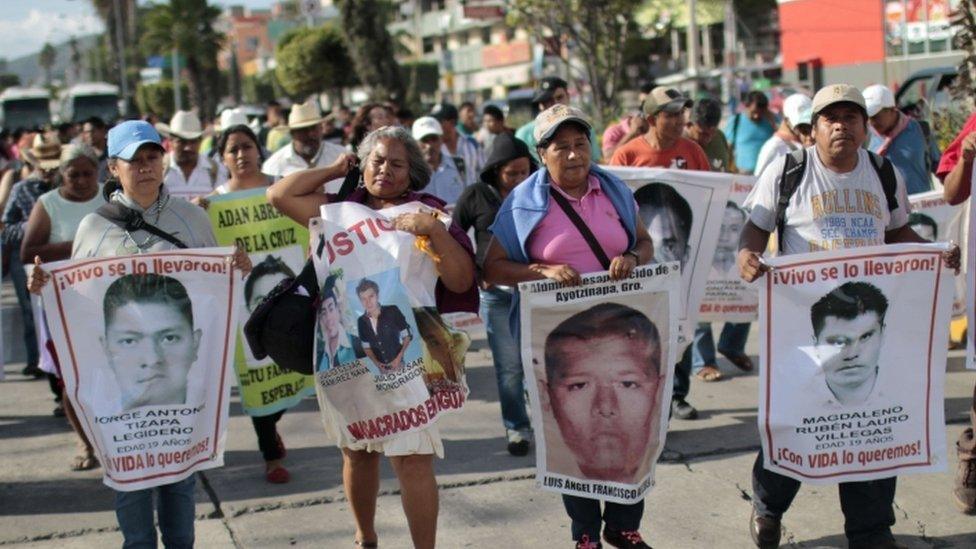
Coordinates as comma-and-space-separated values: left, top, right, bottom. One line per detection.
112, 0, 130, 116
172, 49, 182, 111
723, 0, 737, 108
686, 0, 700, 95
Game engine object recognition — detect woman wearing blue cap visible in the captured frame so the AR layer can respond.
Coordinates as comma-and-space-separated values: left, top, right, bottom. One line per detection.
29, 120, 252, 548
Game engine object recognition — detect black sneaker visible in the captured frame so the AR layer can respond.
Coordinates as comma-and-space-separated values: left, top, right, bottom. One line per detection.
506, 430, 530, 456
21, 364, 44, 378
671, 398, 698, 420
603, 528, 651, 548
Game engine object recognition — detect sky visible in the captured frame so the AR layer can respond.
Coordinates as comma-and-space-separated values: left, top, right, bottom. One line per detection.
0, 0, 279, 60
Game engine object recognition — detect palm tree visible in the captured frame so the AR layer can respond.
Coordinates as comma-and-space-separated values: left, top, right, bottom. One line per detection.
337, 0, 405, 102
140, 0, 224, 117
39, 43, 57, 86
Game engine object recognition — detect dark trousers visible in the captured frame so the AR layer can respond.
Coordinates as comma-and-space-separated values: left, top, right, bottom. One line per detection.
250, 410, 285, 462
562, 494, 644, 541
958, 382, 976, 460
751, 451, 896, 544
672, 343, 692, 400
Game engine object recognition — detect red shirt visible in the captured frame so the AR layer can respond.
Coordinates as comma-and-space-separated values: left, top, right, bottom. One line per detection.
936, 112, 976, 179
609, 135, 711, 171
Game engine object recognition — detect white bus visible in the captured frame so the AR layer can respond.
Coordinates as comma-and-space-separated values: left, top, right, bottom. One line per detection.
60, 83, 120, 124
0, 87, 51, 130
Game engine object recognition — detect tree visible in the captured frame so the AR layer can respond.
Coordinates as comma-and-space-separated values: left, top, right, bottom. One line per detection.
140, 0, 224, 117
39, 43, 57, 86
136, 79, 190, 120
507, 0, 643, 128
275, 25, 358, 103
952, 0, 976, 104
336, 0, 405, 102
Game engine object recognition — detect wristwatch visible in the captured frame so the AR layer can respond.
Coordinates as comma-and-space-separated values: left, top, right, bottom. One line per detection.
624, 249, 640, 262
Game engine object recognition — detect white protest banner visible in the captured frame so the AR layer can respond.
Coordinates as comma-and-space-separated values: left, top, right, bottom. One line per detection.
309, 202, 469, 444
699, 174, 759, 322
604, 167, 732, 343
909, 190, 967, 319
968, 171, 975, 371
759, 243, 952, 483
41, 248, 239, 491
519, 264, 679, 504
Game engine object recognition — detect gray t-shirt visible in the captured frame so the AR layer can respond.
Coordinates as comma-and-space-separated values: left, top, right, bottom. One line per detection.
72, 187, 217, 258
747, 147, 911, 256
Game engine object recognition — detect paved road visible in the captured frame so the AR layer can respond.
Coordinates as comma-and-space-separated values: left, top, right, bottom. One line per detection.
1, 326, 974, 548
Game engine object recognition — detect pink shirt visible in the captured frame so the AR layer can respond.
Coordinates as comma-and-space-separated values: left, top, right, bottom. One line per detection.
602, 118, 631, 153
527, 175, 630, 274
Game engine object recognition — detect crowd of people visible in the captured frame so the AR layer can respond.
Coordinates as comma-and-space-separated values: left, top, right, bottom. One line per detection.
5, 70, 975, 549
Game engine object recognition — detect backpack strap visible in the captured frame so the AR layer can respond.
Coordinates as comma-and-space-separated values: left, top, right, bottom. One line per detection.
96, 202, 189, 249
729, 113, 741, 149
548, 187, 612, 270
866, 151, 900, 213
776, 148, 808, 253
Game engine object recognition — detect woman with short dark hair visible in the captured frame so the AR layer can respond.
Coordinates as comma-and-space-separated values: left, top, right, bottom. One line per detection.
483, 105, 655, 549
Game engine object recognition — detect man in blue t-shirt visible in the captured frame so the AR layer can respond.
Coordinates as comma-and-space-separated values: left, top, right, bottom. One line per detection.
724, 90, 776, 175
864, 84, 932, 195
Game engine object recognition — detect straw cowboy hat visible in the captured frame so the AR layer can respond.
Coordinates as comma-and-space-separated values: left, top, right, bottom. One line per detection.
21, 133, 62, 171
288, 99, 325, 130
155, 110, 205, 140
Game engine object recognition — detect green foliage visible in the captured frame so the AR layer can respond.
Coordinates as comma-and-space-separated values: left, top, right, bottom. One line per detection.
140, 0, 224, 116
243, 72, 278, 104
399, 60, 438, 107
274, 25, 358, 99
136, 79, 189, 120
336, 0, 405, 102
951, 0, 976, 105
0, 74, 20, 92
508, 0, 643, 128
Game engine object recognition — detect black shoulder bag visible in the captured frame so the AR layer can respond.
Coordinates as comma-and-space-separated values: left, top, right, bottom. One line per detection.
548, 187, 612, 270
243, 167, 361, 375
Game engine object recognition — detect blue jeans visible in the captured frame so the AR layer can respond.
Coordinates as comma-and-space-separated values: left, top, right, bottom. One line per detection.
9, 253, 38, 367
691, 322, 750, 374
480, 287, 531, 433
562, 494, 644, 541
115, 475, 196, 549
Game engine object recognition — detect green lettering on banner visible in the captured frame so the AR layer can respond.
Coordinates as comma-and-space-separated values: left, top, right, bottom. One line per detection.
207, 188, 314, 416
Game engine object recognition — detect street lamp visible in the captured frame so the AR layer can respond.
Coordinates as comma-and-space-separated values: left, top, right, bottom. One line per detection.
113, 0, 130, 116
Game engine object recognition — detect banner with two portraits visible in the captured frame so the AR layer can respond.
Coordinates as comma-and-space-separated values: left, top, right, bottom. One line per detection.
907, 190, 968, 319
309, 202, 469, 445
41, 249, 240, 491
207, 188, 315, 416
604, 167, 732, 342
519, 264, 680, 504
759, 244, 953, 483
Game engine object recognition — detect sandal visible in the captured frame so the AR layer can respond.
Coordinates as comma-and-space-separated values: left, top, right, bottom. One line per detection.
71, 449, 99, 471
695, 365, 723, 382
722, 353, 754, 372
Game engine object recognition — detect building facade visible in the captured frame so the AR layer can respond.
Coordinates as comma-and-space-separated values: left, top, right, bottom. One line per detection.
778, 0, 962, 90
388, 0, 536, 102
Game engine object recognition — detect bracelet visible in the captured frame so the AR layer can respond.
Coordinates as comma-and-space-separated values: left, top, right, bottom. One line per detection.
624, 249, 640, 262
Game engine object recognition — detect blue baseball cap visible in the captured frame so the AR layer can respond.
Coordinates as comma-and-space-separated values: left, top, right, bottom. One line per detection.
107, 120, 164, 160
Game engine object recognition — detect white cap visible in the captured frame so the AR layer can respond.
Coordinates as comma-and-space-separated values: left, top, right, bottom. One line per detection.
782, 93, 812, 128
862, 84, 895, 117
218, 108, 248, 130
411, 116, 443, 141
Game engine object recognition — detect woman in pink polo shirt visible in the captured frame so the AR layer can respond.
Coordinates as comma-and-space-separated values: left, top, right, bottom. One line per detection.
483, 104, 654, 549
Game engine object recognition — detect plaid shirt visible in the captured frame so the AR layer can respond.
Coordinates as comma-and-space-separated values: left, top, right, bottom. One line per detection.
2, 177, 50, 246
